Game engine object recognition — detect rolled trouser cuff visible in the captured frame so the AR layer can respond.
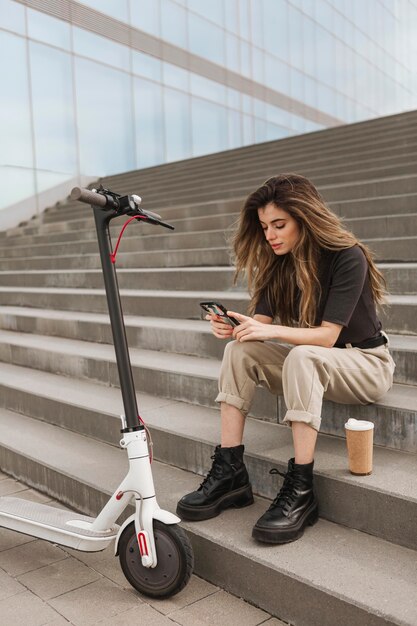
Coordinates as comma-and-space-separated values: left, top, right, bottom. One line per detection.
283, 409, 321, 432
215, 392, 250, 416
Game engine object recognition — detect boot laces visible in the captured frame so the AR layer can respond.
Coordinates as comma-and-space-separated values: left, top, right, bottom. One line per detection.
199, 450, 234, 491
268, 467, 303, 512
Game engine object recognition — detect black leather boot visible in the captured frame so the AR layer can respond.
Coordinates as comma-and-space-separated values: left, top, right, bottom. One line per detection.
252, 458, 318, 544
176, 445, 254, 521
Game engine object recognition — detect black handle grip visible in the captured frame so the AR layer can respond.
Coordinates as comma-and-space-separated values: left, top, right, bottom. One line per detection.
70, 187, 107, 207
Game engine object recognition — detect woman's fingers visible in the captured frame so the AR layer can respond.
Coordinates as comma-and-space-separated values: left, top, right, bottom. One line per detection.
204, 313, 233, 339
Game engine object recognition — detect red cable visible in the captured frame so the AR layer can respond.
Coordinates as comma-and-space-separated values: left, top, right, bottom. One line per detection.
110, 215, 146, 264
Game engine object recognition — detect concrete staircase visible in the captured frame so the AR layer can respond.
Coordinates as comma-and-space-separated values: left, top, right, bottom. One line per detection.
0, 109, 417, 625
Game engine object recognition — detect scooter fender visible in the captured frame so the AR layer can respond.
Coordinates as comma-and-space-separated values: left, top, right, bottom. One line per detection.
114, 509, 181, 556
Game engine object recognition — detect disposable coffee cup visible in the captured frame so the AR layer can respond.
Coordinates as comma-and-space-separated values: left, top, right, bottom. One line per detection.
344, 418, 374, 475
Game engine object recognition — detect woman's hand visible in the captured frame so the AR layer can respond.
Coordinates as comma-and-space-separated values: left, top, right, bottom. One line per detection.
205, 313, 234, 339
228, 311, 278, 342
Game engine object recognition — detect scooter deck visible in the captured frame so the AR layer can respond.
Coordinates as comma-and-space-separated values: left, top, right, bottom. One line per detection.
0, 496, 119, 552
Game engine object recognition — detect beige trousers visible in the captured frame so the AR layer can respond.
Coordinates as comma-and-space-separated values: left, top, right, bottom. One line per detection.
215, 340, 396, 431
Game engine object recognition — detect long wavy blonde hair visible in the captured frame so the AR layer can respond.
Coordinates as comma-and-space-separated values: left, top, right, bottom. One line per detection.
232, 173, 387, 327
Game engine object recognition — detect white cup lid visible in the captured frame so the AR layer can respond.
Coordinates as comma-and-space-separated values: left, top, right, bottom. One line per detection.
345, 418, 374, 431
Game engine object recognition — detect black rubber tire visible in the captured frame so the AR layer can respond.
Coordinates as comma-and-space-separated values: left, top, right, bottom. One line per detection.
118, 520, 194, 598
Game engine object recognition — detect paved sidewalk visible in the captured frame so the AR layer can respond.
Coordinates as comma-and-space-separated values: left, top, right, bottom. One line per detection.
0, 472, 286, 626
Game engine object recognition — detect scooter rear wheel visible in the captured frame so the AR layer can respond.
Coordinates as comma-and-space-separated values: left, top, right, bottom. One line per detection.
118, 520, 194, 598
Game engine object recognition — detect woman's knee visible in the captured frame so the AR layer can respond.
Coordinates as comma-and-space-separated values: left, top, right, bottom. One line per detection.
222, 339, 265, 369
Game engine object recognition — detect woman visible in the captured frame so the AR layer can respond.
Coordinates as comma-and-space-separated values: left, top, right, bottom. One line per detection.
176, 173, 395, 544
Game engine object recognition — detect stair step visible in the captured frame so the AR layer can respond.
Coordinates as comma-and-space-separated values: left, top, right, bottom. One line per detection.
4, 211, 417, 249
0, 262, 416, 294
0, 408, 416, 626
0, 307, 415, 384
16, 192, 416, 243
0, 362, 416, 549
0, 331, 414, 451
0, 287, 415, 334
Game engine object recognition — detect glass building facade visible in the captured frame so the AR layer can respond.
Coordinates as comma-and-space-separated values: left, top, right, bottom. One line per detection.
1, 0, 417, 216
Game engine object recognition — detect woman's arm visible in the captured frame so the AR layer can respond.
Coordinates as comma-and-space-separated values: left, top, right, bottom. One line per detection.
228, 311, 343, 348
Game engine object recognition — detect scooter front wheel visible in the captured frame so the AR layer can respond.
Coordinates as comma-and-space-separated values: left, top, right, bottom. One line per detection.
118, 520, 194, 598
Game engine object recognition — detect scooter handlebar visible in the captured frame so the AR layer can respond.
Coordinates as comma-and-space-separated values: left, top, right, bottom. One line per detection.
70, 186, 107, 207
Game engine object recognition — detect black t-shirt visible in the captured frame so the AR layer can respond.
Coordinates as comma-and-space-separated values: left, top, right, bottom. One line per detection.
254, 245, 382, 344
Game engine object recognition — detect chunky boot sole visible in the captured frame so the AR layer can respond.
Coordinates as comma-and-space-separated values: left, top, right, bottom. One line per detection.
176, 484, 254, 521
252, 502, 319, 544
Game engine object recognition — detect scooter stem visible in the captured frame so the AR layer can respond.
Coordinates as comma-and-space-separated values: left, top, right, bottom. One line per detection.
93, 206, 141, 430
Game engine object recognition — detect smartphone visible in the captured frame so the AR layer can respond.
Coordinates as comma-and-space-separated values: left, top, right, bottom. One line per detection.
199, 301, 240, 327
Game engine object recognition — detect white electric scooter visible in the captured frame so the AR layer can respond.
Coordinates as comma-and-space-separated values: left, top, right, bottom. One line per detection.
0, 186, 194, 598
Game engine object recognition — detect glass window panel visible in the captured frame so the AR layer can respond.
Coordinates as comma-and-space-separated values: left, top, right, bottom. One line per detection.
254, 118, 267, 143
241, 94, 252, 114
226, 33, 240, 73
132, 51, 162, 81
301, 0, 315, 19
253, 97, 266, 119
290, 68, 304, 101
315, 25, 334, 87
163, 62, 188, 90
191, 98, 227, 157
225, 0, 239, 34
0, 166, 35, 210
36, 170, 74, 194
130, 0, 160, 36
187, 0, 224, 25
239, 0, 250, 40
317, 83, 337, 117
30, 42, 77, 173
242, 114, 254, 144
314, 0, 334, 32
303, 75, 317, 109
77, 0, 129, 22
161, 0, 187, 48
73, 27, 130, 70
265, 55, 290, 93
75, 57, 135, 175
134, 77, 164, 168
240, 40, 251, 77
228, 110, 242, 149
190, 74, 225, 104
227, 88, 240, 109
302, 15, 316, 77
250, 0, 263, 41
252, 47, 264, 83
0, 0, 25, 35
265, 123, 289, 141
27, 8, 71, 50
0, 32, 33, 168
164, 88, 191, 162
288, 4, 303, 70
266, 103, 289, 128
262, 0, 288, 63
188, 13, 225, 65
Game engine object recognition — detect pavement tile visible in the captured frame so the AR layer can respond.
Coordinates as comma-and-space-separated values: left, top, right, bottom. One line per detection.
143, 575, 219, 615
0, 526, 36, 551
260, 618, 287, 625
0, 566, 26, 601
43, 618, 75, 626
0, 538, 67, 576
82, 552, 129, 588
168, 589, 269, 626
0, 589, 60, 625
0, 471, 8, 480
17, 553, 103, 599
49, 578, 143, 626
95, 603, 175, 625
0, 477, 30, 496
14, 487, 53, 503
